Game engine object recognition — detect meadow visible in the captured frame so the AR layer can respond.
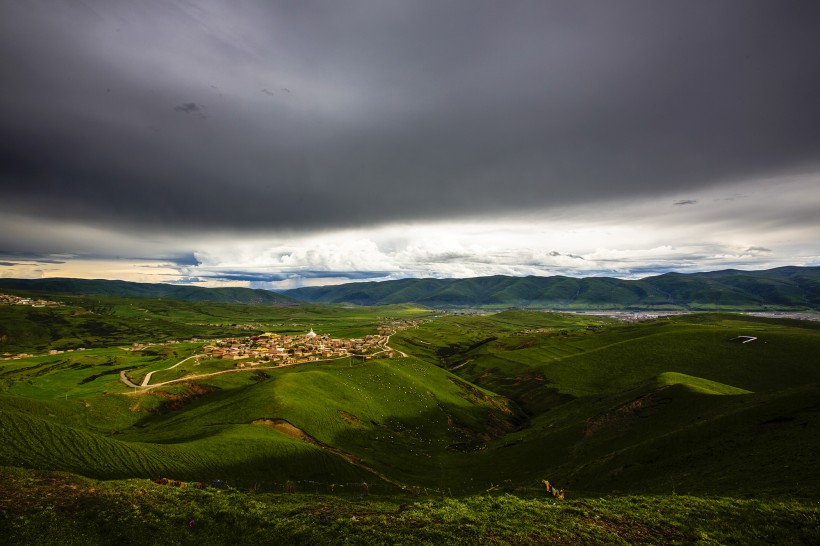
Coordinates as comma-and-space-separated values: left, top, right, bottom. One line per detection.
1, 293, 819, 543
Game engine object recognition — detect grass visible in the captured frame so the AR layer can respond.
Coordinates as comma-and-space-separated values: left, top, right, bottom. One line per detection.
0, 297, 432, 354
1, 467, 818, 545
0, 347, 519, 490
657, 372, 753, 395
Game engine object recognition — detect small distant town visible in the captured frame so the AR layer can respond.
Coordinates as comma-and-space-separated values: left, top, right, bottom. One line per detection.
201, 320, 426, 368
203, 329, 395, 367
0, 292, 62, 308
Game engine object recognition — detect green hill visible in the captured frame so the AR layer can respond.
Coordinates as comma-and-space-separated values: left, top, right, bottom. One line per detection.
389, 311, 820, 496
0, 278, 299, 305
285, 266, 820, 309
3, 266, 818, 310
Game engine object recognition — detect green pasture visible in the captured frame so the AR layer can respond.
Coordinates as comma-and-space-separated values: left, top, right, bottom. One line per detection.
0, 297, 432, 354
0, 302, 819, 501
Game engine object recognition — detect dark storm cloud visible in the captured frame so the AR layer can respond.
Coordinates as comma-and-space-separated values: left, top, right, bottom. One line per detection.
550, 251, 585, 260
174, 102, 202, 114
1, 0, 820, 235
198, 273, 287, 283
178, 270, 389, 284
674, 200, 698, 206
0, 252, 67, 265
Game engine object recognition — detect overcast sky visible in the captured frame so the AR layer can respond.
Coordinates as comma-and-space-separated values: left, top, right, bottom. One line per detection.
1, 1, 819, 288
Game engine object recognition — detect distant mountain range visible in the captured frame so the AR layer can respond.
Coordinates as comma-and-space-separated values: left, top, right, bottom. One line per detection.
1, 266, 818, 309
284, 266, 820, 309
0, 278, 298, 305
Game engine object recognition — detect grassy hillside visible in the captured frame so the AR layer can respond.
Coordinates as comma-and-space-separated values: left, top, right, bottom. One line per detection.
2, 468, 819, 545
0, 296, 430, 354
0, 345, 520, 491
285, 266, 820, 309
391, 311, 820, 497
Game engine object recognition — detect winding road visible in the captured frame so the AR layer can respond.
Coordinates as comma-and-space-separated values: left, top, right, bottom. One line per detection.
119, 334, 410, 392
140, 354, 200, 386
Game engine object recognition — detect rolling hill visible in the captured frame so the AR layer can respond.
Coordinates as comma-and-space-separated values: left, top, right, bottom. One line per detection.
3, 266, 818, 310
0, 277, 298, 305
284, 266, 820, 309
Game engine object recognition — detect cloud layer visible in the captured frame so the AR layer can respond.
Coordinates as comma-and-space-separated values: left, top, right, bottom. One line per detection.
3, 2, 820, 230
3, 176, 816, 287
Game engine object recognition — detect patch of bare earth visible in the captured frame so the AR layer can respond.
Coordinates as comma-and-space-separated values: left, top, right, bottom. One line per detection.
582, 515, 685, 544
0, 471, 95, 514
338, 410, 363, 427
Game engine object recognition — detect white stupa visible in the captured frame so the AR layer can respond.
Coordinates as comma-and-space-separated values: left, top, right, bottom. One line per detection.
306, 328, 317, 338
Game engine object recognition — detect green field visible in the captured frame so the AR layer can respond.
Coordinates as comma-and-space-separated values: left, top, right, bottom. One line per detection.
0, 295, 430, 354
1, 294, 819, 542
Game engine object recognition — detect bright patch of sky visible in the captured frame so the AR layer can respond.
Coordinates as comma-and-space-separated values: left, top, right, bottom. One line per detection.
3, 175, 817, 289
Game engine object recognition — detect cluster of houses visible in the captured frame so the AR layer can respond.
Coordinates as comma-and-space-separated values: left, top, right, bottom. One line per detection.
121, 338, 203, 352
201, 329, 392, 367
1, 352, 34, 360
0, 293, 61, 307
376, 319, 425, 335
0, 347, 87, 360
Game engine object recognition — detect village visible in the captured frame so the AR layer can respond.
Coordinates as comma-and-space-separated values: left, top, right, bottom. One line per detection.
0, 292, 62, 307
201, 328, 395, 368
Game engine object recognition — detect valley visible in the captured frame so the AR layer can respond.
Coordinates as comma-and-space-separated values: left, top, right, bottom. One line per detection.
1, 289, 819, 543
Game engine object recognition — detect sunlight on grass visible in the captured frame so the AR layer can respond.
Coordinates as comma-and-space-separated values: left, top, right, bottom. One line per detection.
658, 372, 753, 395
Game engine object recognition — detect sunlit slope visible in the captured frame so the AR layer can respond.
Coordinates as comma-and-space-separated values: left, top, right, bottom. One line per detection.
657, 372, 752, 394
0, 407, 378, 484
0, 349, 522, 489
119, 358, 522, 488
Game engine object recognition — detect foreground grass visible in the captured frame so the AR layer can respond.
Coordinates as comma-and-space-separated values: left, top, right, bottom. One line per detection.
1, 468, 818, 545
